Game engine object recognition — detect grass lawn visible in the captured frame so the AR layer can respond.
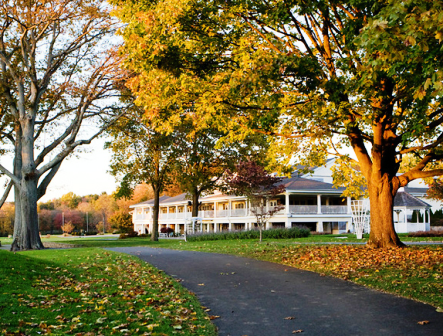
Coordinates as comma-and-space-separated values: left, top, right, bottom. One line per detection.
1, 232, 442, 247
0, 248, 216, 336
37, 235, 443, 309
1, 233, 442, 316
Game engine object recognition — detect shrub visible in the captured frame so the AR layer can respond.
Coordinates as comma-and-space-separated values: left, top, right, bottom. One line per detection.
160, 227, 174, 235
407, 230, 443, 237
186, 226, 310, 242
119, 231, 139, 239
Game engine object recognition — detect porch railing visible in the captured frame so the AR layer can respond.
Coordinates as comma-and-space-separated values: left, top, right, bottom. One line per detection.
321, 205, 348, 214
289, 205, 318, 214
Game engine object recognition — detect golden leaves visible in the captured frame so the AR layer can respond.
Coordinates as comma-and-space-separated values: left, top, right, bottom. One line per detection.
1, 250, 216, 335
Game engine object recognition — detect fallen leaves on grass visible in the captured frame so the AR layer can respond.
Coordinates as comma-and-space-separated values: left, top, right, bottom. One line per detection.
0, 250, 216, 335
262, 245, 443, 308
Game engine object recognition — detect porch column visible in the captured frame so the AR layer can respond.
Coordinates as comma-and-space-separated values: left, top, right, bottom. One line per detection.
214, 201, 217, 218
229, 219, 232, 231
285, 217, 291, 229
346, 220, 352, 233
317, 195, 322, 214
285, 192, 290, 214
214, 222, 217, 233
316, 221, 324, 232
347, 197, 352, 214
167, 206, 169, 220
175, 205, 178, 219
229, 200, 232, 217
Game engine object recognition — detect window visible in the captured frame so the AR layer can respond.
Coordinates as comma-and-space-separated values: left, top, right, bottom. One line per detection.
270, 200, 278, 207
235, 203, 245, 209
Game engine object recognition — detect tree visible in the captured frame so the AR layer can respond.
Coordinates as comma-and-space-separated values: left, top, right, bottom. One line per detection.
0, 0, 124, 251
60, 192, 82, 210
226, 161, 285, 242
427, 180, 443, 203
107, 108, 178, 241
61, 221, 74, 235
93, 193, 117, 234
0, 203, 15, 236
173, 119, 267, 217
109, 211, 133, 233
111, 0, 443, 247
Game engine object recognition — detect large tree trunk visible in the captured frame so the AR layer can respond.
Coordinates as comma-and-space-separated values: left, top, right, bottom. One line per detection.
367, 175, 404, 248
191, 189, 200, 218
11, 120, 44, 251
151, 185, 160, 241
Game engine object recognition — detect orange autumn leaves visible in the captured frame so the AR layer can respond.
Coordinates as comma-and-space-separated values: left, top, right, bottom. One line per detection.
269, 245, 443, 308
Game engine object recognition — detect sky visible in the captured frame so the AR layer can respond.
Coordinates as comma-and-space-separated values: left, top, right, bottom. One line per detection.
2, 137, 118, 203
39, 138, 118, 202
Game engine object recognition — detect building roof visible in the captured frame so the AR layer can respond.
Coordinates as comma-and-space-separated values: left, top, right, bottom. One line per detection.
161, 193, 189, 204
280, 176, 345, 193
394, 191, 431, 208
129, 195, 171, 208
404, 187, 428, 196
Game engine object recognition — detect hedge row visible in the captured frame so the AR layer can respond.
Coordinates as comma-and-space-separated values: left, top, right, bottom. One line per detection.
186, 226, 310, 242
407, 230, 443, 237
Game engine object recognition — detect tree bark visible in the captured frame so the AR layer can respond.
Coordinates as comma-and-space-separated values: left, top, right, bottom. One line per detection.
191, 189, 200, 218
11, 120, 44, 251
367, 176, 405, 248
151, 185, 160, 241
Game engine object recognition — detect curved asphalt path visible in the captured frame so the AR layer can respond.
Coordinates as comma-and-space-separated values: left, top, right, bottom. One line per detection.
108, 247, 443, 336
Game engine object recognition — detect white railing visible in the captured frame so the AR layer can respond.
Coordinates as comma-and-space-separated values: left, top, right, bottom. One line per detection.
197, 210, 215, 218
289, 205, 318, 214
216, 209, 229, 217
321, 205, 348, 214
136, 204, 350, 221
135, 213, 151, 220
231, 209, 247, 217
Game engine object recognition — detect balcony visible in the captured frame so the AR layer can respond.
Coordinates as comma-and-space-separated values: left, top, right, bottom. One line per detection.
136, 204, 349, 222
288, 205, 348, 214
321, 205, 348, 214
289, 205, 318, 214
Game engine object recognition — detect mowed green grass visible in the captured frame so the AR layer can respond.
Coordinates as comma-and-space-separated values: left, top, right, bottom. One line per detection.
1, 232, 442, 248
42, 236, 443, 309
0, 248, 216, 336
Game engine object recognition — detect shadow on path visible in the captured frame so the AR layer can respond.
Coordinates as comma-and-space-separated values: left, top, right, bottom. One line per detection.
108, 247, 443, 336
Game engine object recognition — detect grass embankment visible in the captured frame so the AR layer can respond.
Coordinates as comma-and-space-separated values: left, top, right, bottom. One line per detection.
0, 248, 216, 336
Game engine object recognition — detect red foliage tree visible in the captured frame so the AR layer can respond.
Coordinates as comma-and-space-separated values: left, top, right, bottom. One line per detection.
226, 161, 285, 242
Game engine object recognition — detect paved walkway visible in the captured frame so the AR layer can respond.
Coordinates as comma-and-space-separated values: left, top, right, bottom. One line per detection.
108, 247, 443, 336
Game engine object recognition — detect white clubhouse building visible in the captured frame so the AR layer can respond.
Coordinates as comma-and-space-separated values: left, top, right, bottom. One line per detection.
130, 160, 434, 235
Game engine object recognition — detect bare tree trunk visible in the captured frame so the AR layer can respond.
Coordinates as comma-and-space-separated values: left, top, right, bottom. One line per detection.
191, 190, 200, 218
151, 186, 160, 241
367, 176, 404, 248
11, 117, 44, 251
259, 224, 263, 242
